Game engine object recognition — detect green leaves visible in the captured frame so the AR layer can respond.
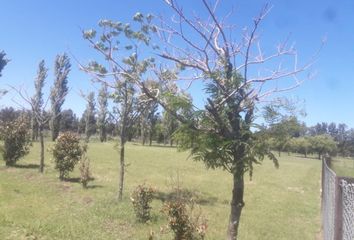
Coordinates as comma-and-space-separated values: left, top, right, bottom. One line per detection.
0, 116, 31, 166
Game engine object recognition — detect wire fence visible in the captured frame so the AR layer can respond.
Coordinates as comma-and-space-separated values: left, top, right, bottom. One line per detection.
322, 158, 354, 240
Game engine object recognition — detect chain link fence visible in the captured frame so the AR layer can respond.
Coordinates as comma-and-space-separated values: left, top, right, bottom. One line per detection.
322, 158, 354, 240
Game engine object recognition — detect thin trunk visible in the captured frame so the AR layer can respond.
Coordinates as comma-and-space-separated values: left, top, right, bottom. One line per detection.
118, 126, 126, 201
227, 173, 245, 240
39, 124, 45, 173
149, 130, 152, 146
278, 150, 281, 157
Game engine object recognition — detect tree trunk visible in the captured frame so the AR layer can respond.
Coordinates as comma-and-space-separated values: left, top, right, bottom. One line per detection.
278, 150, 281, 157
227, 173, 245, 240
149, 130, 153, 146
118, 128, 126, 201
39, 125, 45, 173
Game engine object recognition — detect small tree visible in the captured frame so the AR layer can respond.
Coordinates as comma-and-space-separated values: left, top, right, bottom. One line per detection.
81, 18, 156, 200
0, 116, 31, 166
131, 184, 155, 222
50, 53, 71, 141
83, 92, 96, 142
52, 132, 84, 180
79, 149, 91, 188
136, 2, 315, 239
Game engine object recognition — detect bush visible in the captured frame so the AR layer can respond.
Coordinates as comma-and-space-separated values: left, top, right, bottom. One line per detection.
0, 116, 30, 166
79, 151, 91, 188
162, 199, 207, 240
52, 132, 85, 180
131, 184, 155, 222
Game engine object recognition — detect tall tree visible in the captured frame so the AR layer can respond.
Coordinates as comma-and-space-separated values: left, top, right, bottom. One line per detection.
83, 92, 96, 141
97, 84, 109, 142
31, 60, 47, 141
50, 53, 71, 141
11, 60, 49, 172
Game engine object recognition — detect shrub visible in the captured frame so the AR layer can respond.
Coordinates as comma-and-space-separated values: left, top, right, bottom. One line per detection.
0, 116, 30, 166
162, 199, 207, 240
131, 184, 155, 222
79, 151, 91, 188
52, 132, 85, 180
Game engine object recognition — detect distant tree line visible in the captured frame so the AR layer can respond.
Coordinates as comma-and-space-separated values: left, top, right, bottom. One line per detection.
263, 117, 354, 159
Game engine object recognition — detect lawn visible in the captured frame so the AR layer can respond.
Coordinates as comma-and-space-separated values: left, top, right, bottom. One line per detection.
0, 142, 321, 239
329, 157, 354, 178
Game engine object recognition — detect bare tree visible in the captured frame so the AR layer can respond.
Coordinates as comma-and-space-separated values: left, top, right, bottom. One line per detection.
10, 60, 55, 173
79, 3, 317, 237
138, 1, 317, 239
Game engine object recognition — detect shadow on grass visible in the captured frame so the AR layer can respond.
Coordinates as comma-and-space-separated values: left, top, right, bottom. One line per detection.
131, 142, 177, 149
14, 164, 40, 169
86, 185, 103, 189
62, 177, 102, 189
295, 155, 320, 160
154, 188, 218, 206
63, 177, 95, 183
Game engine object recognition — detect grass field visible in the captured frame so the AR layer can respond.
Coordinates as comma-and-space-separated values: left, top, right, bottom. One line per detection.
330, 157, 354, 178
0, 142, 322, 239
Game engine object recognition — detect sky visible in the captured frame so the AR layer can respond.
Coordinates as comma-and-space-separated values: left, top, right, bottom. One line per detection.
0, 0, 353, 128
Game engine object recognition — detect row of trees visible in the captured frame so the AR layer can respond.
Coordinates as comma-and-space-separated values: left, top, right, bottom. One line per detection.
0, 1, 331, 239
264, 116, 354, 159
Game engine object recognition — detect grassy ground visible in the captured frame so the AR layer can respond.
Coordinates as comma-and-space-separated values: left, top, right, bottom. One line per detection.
330, 157, 354, 177
0, 142, 321, 239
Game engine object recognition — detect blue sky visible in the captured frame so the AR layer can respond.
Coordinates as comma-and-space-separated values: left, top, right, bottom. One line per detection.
0, 0, 353, 128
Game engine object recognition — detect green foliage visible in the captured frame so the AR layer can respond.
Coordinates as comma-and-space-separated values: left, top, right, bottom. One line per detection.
162, 199, 207, 240
0, 116, 31, 166
50, 53, 71, 141
0, 50, 9, 78
308, 134, 337, 159
130, 184, 155, 222
291, 137, 311, 157
52, 132, 85, 180
84, 92, 96, 142
31, 60, 48, 140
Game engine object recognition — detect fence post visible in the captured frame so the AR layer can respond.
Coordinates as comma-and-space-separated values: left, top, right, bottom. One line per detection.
334, 176, 343, 240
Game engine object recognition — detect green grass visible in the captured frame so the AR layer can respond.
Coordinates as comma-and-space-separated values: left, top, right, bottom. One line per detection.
330, 157, 354, 177
0, 142, 321, 239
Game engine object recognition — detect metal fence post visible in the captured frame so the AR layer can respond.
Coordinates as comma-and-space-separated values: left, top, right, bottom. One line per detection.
334, 176, 343, 240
